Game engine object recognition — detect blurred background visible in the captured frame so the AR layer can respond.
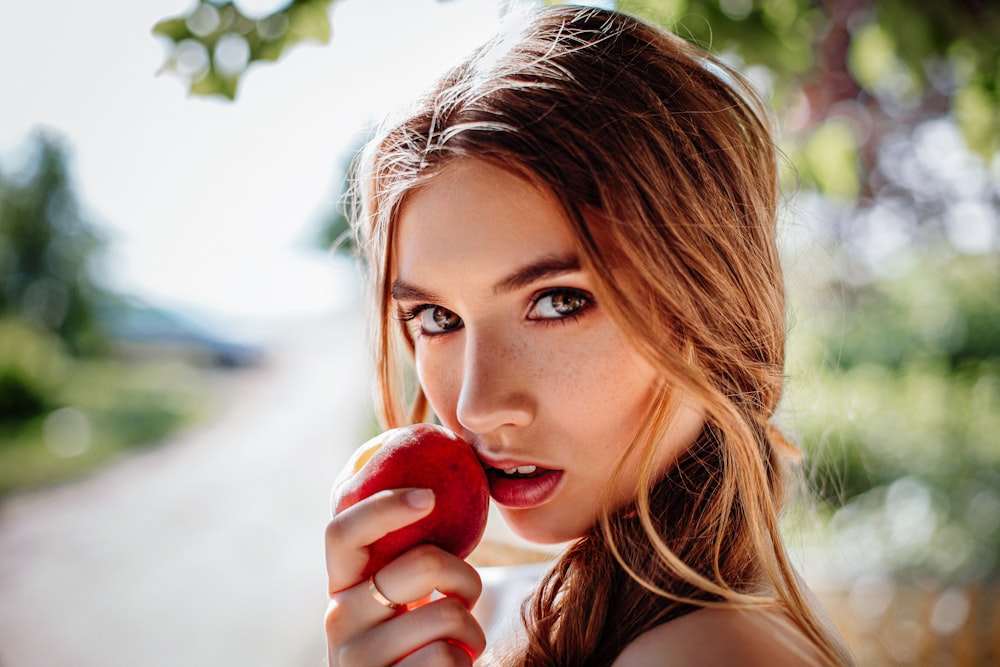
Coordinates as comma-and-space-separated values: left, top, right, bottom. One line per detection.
0, 0, 997, 665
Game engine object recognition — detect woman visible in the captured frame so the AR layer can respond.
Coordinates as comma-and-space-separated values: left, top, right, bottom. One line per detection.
324, 5, 854, 665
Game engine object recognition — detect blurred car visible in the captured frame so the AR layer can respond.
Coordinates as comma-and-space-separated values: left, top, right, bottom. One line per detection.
98, 300, 265, 369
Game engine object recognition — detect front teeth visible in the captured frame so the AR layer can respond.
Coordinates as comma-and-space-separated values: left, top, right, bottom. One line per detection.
503, 465, 537, 475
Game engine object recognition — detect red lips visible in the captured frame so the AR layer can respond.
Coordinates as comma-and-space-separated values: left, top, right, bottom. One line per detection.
483, 464, 564, 509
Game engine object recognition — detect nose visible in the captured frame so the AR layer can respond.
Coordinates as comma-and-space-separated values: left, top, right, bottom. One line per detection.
455, 327, 535, 436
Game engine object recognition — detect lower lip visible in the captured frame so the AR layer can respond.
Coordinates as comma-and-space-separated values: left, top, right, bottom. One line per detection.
486, 469, 563, 509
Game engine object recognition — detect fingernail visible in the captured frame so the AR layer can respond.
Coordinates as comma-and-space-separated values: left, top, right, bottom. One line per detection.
404, 488, 434, 509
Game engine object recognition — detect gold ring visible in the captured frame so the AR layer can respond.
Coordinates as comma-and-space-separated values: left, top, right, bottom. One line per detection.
368, 574, 403, 610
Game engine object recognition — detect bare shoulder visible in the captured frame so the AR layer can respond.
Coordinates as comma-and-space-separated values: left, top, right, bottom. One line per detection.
612, 606, 827, 667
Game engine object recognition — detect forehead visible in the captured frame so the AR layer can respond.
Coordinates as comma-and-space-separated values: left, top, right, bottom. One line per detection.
392, 159, 579, 288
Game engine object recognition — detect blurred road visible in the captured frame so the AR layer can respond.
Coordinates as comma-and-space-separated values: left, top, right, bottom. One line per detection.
0, 308, 371, 667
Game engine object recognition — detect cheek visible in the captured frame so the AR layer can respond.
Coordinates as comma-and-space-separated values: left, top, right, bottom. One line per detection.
414, 350, 459, 422
529, 320, 659, 427
578, 347, 665, 475
582, 344, 659, 425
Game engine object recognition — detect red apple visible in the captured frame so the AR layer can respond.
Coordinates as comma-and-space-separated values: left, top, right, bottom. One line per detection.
331, 423, 489, 578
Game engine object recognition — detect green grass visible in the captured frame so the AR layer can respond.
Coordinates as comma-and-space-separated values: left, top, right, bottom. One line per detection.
0, 318, 212, 496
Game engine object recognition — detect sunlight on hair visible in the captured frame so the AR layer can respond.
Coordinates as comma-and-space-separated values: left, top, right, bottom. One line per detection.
473, 7, 533, 76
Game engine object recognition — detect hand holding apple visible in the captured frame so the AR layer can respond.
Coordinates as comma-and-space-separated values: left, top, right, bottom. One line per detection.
331, 423, 490, 578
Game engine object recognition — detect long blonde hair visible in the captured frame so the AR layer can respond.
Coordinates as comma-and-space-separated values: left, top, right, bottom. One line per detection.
350, 5, 849, 666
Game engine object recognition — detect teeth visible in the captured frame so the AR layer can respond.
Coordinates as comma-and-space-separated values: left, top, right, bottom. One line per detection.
503, 465, 537, 475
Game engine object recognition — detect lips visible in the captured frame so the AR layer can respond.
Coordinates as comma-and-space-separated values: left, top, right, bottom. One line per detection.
480, 459, 564, 509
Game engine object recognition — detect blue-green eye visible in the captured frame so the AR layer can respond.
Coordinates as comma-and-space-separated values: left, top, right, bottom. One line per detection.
528, 289, 592, 320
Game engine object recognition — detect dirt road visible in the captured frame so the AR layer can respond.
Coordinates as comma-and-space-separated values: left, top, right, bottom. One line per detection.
0, 309, 371, 667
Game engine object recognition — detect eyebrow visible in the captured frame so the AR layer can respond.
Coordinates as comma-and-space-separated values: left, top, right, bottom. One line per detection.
391, 253, 581, 302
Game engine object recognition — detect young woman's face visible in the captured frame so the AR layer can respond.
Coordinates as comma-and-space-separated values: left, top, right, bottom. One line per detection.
392, 159, 704, 544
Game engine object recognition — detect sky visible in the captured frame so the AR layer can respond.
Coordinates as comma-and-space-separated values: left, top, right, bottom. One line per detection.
0, 0, 507, 331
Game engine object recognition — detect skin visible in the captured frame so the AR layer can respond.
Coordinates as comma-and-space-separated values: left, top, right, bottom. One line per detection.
325, 488, 486, 666
325, 158, 705, 665
612, 606, 825, 666
393, 159, 705, 544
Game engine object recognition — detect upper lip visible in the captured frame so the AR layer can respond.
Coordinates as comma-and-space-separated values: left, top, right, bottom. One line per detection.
475, 451, 551, 472
467, 435, 556, 471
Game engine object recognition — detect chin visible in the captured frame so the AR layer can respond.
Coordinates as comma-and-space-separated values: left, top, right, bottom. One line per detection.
504, 511, 588, 546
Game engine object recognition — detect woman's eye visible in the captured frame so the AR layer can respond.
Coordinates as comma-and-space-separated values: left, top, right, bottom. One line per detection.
418, 306, 462, 334
529, 289, 592, 320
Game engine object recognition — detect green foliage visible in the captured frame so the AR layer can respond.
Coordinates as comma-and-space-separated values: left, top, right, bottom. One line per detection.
615, 0, 1000, 196
171, 0, 998, 208
618, 0, 821, 79
870, 0, 1000, 159
314, 133, 371, 257
0, 134, 111, 355
0, 136, 210, 495
153, 0, 335, 99
833, 255, 1000, 370
153, 0, 1000, 196
791, 119, 861, 202
0, 318, 66, 423
0, 316, 208, 496
795, 359, 1000, 581
785, 251, 1000, 579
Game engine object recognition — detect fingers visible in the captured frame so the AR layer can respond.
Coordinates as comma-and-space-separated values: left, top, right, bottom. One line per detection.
325, 488, 435, 593
332, 597, 486, 667
326, 545, 483, 650
379, 544, 483, 610
396, 640, 477, 667
324, 487, 485, 667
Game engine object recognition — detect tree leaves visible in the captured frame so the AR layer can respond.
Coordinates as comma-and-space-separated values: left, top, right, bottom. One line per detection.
153, 0, 335, 99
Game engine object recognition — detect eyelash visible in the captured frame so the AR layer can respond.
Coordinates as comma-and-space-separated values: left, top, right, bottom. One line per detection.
395, 304, 461, 337
529, 288, 594, 323
396, 288, 595, 337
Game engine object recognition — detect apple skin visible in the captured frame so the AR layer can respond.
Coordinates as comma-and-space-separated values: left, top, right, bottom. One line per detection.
332, 423, 489, 578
